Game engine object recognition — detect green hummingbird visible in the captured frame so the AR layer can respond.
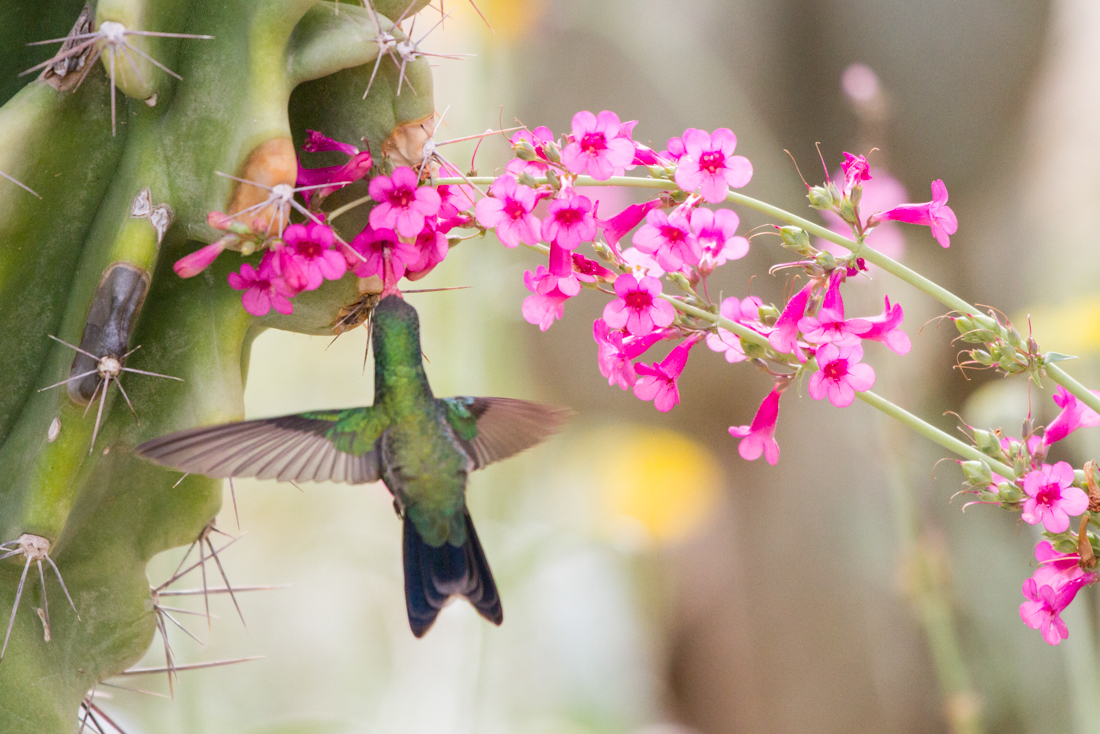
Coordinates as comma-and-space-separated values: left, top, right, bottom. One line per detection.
135, 295, 570, 637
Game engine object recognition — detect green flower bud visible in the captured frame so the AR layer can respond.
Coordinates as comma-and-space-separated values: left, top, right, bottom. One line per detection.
807, 185, 832, 210
814, 251, 837, 270
972, 429, 1003, 459
960, 460, 993, 486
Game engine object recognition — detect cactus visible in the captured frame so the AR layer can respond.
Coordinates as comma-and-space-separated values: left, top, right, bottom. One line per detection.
0, 1, 437, 730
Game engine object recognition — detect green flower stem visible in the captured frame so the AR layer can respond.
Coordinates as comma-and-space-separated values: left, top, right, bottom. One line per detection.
432, 173, 1100, 417
666, 296, 1017, 479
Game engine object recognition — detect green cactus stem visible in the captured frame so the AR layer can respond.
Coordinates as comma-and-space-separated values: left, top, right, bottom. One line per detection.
0, 1, 436, 730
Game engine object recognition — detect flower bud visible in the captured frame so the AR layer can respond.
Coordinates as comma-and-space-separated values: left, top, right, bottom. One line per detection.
517, 172, 539, 189
970, 349, 993, 366
545, 168, 562, 190
972, 428, 1003, 459
757, 304, 780, 324
778, 226, 812, 255
814, 251, 837, 270
1013, 453, 1031, 478
806, 185, 833, 210
668, 271, 692, 292
960, 460, 993, 486
514, 140, 537, 161
997, 483, 1022, 504
543, 141, 562, 163
742, 340, 767, 360
837, 197, 857, 223
849, 185, 862, 207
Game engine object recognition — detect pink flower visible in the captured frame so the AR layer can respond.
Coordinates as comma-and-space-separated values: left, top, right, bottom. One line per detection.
729, 386, 782, 465
874, 179, 958, 248
673, 128, 753, 204
633, 338, 699, 412
405, 222, 449, 281
593, 319, 664, 389
522, 265, 574, 331
561, 110, 635, 180
706, 296, 764, 363
297, 130, 374, 207
529, 244, 581, 297
599, 199, 664, 249
620, 247, 664, 277
662, 135, 687, 162
840, 152, 871, 196
228, 256, 294, 316
1044, 386, 1100, 447
436, 166, 476, 221
768, 282, 815, 357
798, 273, 868, 346
474, 175, 541, 248
602, 273, 677, 337
1020, 462, 1088, 533
689, 207, 749, 267
1033, 541, 1090, 589
1021, 573, 1096, 646
277, 222, 347, 292
571, 253, 614, 283
368, 167, 441, 238
542, 193, 597, 250
508, 126, 556, 178
174, 240, 226, 278
858, 296, 912, 355
633, 209, 700, 271
350, 226, 421, 291
808, 343, 876, 407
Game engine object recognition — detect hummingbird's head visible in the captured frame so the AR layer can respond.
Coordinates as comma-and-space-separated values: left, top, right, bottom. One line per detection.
372, 295, 421, 347
374, 294, 418, 322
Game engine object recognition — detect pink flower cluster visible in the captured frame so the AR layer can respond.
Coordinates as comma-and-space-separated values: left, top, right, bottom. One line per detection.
1020, 541, 1098, 646
175, 131, 469, 316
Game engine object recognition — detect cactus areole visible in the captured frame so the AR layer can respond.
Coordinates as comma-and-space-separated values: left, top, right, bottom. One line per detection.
0, 1, 469, 730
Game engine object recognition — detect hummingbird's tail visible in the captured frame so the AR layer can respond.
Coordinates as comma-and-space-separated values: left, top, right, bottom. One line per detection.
402, 511, 502, 637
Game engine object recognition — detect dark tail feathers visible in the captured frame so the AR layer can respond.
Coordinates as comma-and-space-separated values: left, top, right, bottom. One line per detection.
402, 511, 502, 637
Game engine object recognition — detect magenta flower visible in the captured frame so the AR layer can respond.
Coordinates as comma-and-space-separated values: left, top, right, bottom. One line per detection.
874, 179, 958, 248
529, 244, 582, 297
768, 282, 815, 357
571, 253, 614, 283
475, 175, 541, 248
689, 207, 749, 267
1021, 573, 1096, 646
633, 338, 699, 412
368, 167, 441, 238
858, 296, 911, 355
522, 265, 573, 331
174, 240, 226, 278
405, 223, 449, 281
819, 167, 908, 260
633, 209, 700, 271
1020, 462, 1088, 533
542, 193, 597, 250
1033, 541, 1090, 588
593, 319, 665, 390
297, 130, 374, 207
228, 256, 294, 316
436, 166, 476, 221
1044, 386, 1100, 447
673, 128, 753, 204
798, 309, 870, 347
729, 386, 782, 465
662, 135, 687, 162
508, 126, 556, 178
599, 199, 664, 249
350, 226, 421, 291
602, 273, 677, 337
561, 110, 635, 180
840, 152, 871, 196
277, 222, 347, 292
706, 296, 763, 363
620, 247, 665, 277
808, 343, 876, 407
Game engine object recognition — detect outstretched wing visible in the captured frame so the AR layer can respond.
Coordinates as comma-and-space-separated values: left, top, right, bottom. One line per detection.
134, 408, 389, 484
441, 397, 572, 470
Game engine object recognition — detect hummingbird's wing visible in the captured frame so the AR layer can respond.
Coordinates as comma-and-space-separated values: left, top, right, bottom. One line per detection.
134, 408, 389, 484
440, 397, 572, 470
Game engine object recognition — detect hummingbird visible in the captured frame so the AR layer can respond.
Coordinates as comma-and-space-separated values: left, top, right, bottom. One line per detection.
135, 295, 570, 637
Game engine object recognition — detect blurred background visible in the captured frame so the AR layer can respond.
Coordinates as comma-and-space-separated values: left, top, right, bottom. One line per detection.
107, 0, 1100, 732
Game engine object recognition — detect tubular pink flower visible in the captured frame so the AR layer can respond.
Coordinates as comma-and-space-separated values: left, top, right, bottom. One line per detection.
350, 226, 420, 292
509, 126, 556, 177
560, 110, 635, 180
368, 167, 442, 238
620, 247, 665, 277
1021, 573, 1097, 646
602, 273, 676, 337
662, 135, 687, 162
599, 199, 664, 249
706, 296, 764, 363
542, 193, 597, 250
768, 282, 815, 357
798, 309, 869, 347
405, 222, 449, 281
808, 343, 876, 408
673, 128, 753, 204
633, 337, 699, 412
437, 165, 476, 221
1044, 386, 1100, 446
1033, 541, 1090, 588
522, 265, 573, 331
474, 175, 541, 248
297, 130, 373, 206
729, 386, 782, 465
632, 209, 700, 271
277, 222, 346, 292
528, 244, 581, 297
593, 319, 664, 389
689, 207, 748, 267
1020, 461, 1088, 533
858, 296, 911, 355
227, 256, 294, 316
840, 152, 871, 195
819, 167, 908, 260
874, 179, 958, 248
571, 253, 614, 283
174, 240, 226, 278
